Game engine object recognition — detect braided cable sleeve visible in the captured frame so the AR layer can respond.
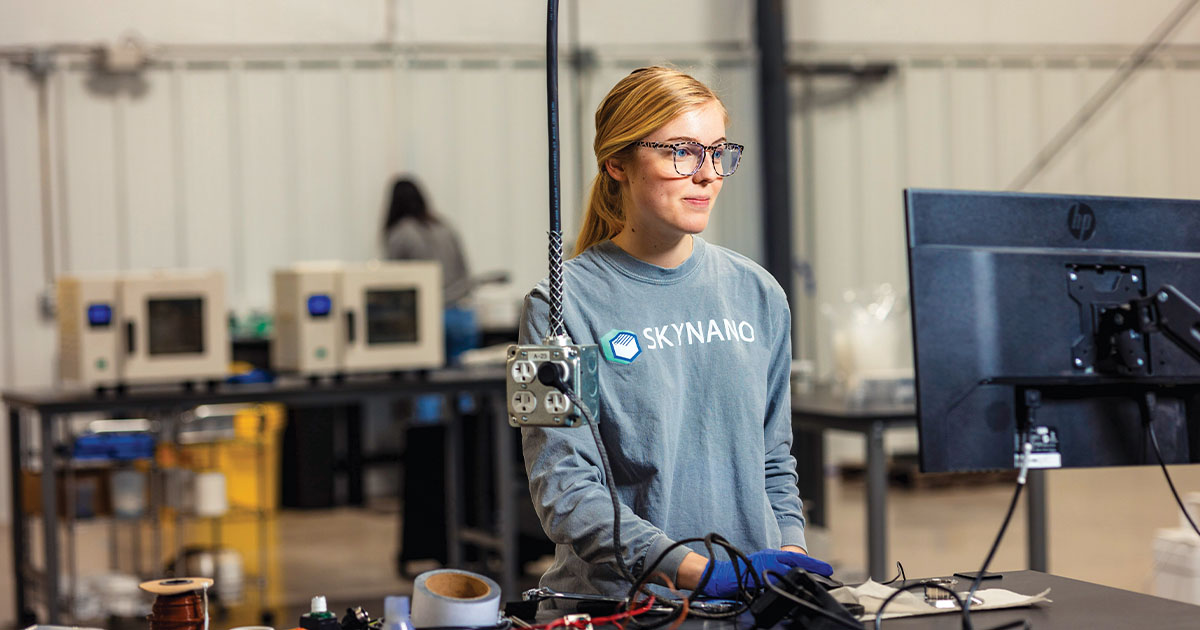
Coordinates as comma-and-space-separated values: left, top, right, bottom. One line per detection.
548, 229, 566, 339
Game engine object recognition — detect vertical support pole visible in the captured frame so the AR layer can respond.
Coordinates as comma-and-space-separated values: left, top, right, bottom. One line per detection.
41, 413, 61, 623
493, 390, 517, 598
866, 421, 888, 581
1027, 469, 1048, 572
755, 0, 795, 306
791, 424, 826, 528
10, 407, 33, 625
257, 408, 270, 619
445, 396, 463, 567
347, 404, 363, 507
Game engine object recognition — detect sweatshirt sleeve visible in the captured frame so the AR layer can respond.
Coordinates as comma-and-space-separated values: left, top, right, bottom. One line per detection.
518, 291, 693, 581
762, 291, 808, 550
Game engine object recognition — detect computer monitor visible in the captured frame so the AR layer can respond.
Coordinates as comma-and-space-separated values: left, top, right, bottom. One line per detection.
905, 189, 1200, 473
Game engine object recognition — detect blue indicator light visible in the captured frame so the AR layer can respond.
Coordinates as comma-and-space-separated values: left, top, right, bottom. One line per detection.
87, 304, 113, 327
307, 294, 332, 317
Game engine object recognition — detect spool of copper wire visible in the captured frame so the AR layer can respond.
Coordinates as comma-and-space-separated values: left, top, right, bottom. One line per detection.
140, 577, 214, 630
149, 592, 204, 630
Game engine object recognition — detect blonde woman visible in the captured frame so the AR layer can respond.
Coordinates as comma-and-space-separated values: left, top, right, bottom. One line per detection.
520, 67, 831, 602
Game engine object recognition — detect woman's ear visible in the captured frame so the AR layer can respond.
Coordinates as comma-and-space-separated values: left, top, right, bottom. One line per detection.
604, 157, 628, 182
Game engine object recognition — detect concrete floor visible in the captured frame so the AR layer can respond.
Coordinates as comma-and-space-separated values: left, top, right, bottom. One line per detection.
3, 464, 1199, 628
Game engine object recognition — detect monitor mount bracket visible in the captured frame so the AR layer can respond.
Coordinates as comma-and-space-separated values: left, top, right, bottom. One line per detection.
1086, 281, 1200, 376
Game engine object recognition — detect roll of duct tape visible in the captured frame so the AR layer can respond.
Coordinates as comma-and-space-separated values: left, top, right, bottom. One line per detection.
411, 569, 502, 629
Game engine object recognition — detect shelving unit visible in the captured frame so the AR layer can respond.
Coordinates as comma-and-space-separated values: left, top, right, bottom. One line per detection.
4, 368, 510, 626
19, 406, 279, 623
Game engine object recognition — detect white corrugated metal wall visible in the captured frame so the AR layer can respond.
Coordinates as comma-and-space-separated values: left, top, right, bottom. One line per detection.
2, 40, 1200, 526
0, 44, 763, 524
0, 45, 762, 382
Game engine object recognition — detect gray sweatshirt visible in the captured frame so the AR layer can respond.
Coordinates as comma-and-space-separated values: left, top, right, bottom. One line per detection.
519, 236, 806, 599
386, 217, 471, 305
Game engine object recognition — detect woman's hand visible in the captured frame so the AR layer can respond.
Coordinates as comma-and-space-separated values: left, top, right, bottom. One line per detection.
781, 545, 807, 554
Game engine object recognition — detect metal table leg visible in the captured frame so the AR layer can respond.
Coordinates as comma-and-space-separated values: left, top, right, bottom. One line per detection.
41, 412, 61, 623
792, 425, 826, 528
445, 396, 463, 568
866, 421, 888, 581
492, 392, 516, 598
10, 407, 34, 625
347, 405, 364, 507
1027, 469, 1048, 572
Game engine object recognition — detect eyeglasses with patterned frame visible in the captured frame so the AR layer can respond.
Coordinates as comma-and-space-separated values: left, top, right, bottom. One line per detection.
633, 140, 744, 177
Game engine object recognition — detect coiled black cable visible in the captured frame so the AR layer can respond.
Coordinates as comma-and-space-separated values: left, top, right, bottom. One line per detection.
625, 533, 760, 627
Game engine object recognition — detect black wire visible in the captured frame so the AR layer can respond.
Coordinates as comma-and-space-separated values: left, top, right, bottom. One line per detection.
624, 533, 760, 627
873, 582, 966, 630
762, 570, 861, 630
959, 458, 1028, 630
560, 386, 635, 584
982, 622, 1031, 630
880, 562, 906, 586
546, 0, 561, 235
1143, 393, 1200, 539
544, 0, 566, 338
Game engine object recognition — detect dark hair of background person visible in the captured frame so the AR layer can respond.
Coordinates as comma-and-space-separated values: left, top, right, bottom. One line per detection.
384, 178, 436, 234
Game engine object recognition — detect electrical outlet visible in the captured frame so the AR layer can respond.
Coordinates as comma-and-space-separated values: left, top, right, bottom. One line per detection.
544, 391, 571, 414
506, 343, 599, 427
511, 391, 537, 414
511, 360, 536, 384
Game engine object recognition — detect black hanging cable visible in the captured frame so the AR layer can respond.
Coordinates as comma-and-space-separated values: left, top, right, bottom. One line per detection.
1142, 392, 1200, 539
560, 386, 635, 584
958, 477, 1026, 630
545, 0, 567, 340
958, 429, 1033, 630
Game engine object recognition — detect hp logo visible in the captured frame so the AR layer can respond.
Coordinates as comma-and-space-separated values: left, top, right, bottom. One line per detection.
1067, 203, 1096, 241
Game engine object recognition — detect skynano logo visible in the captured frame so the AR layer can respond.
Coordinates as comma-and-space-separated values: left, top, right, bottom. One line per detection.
601, 330, 642, 364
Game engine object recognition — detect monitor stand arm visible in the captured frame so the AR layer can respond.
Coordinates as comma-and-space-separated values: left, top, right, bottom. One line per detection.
1121, 284, 1200, 367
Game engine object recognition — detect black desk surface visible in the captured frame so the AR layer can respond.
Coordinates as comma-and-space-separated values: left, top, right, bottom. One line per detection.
865, 571, 1198, 629
1, 367, 506, 413
792, 388, 915, 419
791, 387, 916, 430
649, 571, 1199, 630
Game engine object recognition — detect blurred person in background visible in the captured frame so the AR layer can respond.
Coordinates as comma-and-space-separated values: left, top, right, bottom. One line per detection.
382, 177, 478, 364
383, 177, 472, 305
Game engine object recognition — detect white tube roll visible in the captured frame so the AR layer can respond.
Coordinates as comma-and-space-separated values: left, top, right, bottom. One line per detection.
194, 471, 228, 517
411, 569, 501, 629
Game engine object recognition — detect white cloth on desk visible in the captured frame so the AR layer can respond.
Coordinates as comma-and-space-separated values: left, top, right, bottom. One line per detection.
830, 579, 1052, 621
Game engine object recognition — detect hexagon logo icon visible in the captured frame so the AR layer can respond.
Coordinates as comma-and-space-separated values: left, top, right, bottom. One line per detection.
601, 330, 641, 364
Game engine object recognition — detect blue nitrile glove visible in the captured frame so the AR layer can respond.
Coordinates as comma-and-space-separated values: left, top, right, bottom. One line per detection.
697, 549, 834, 598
